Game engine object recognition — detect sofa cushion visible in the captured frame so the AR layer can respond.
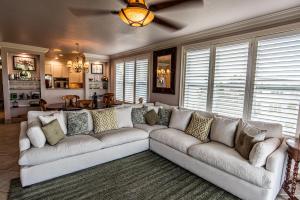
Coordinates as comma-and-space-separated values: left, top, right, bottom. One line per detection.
92, 109, 118, 134
155, 102, 178, 109
94, 128, 149, 148
19, 135, 104, 166
144, 110, 159, 125
249, 137, 281, 167
188, 142, 274, 188
150, 128, 201, 154
41, 119, 65, 146
134, 124, 167, 133
26, 121, 46, 148
115, 107, 133, 128
27, 111, 57, 124
67, 112, 89, 135
64, 109, 93, 132
210, 116, 240, 147
39, 111, 67, 135
157, 108, 172, 126
185, 113, 213, 142
132, 107, 148, 124
169, 109, 193, 131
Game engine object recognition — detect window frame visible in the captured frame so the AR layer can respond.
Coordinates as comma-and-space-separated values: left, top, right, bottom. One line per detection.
114, 54, 150, 104
181, 30, 300, 137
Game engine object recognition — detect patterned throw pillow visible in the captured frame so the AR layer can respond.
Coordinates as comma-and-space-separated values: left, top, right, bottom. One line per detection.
158, 108, 172, 126
185, 113, 213, 142
144, 110, 159, 125
67, 112, 89, 135
132, 107, 147, 124
92, 109, 118, 134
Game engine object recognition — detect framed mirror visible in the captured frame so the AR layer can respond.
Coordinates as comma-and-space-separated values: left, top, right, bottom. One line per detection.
152, 47, 177, 94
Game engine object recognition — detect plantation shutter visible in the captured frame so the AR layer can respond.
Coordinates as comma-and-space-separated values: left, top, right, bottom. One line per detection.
124, 60, 135, 103
135, 58, 148, 103
251, 34, 300, 136
212, 42, 249, 117
183, 48, 210, 111
115, 62, 124, 101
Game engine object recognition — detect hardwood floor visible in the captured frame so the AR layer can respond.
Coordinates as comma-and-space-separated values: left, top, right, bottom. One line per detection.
0, 122, 297, 200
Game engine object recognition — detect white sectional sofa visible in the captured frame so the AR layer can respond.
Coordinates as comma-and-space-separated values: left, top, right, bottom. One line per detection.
18, 106, 287, 200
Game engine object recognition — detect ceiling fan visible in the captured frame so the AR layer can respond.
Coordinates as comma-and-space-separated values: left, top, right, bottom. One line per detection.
69, 0, 203, 31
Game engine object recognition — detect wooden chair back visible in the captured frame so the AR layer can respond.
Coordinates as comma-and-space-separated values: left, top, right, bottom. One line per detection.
39, 99, 47, 111
103, 93, 115, 107
62, 95, 80, 107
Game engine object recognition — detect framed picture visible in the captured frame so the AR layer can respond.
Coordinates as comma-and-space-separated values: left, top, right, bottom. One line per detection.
91, 63, 103, 74
152, 47, 177, 94
13, 56, 36, 71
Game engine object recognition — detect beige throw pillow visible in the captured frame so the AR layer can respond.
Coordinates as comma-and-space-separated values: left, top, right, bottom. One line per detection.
92, 108, 118, 134
185, 113, 213, 142
249, 138, 281, 167
41, 119, 65, 145
235, 125, 266, 160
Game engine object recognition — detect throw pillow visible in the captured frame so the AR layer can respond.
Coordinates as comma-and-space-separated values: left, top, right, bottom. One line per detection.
64, 109, 93, 132
235, 126, 266, 160
39, 111, 67, 135
155, 102, 178, 109
185, 113, 213, 142
41, 119, 65, 145
67, 112, 89, 135
92, 108, 118, 134
144, 110, 159, 125
27, 111, 57, 124
26, 121, 46, 148
210, 116, 240, 147
158, 108, 172, 126
115, 107, 133, 128
132, 107, 148, 124
249, 138, 281, 167
169, 108, 193, 131
144, 105, 161, 113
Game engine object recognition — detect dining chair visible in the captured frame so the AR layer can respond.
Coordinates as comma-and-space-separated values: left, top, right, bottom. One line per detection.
39, 99, 48, 111
77, 100, 93, 109
62, 95, 80, 108
103, 93, 115, 108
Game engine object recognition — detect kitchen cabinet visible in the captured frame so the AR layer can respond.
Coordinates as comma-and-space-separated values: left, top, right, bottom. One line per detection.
45, 64, 52, 74
69, 71, 83, 83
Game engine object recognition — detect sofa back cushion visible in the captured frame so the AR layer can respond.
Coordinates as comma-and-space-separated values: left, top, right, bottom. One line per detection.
210, 116, 240, 147
169, 109, 193, 131
115, 107, 133, 128
247, 121, 282, 139
92, 108, 118, 134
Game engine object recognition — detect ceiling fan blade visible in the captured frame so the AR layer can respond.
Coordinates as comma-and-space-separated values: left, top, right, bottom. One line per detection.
118, 0, 128, 4
152, 16, 184, 31
149, 0, 203, 12
69, 8, 119, 17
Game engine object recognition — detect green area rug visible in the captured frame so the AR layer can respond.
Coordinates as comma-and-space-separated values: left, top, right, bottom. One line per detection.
9, 151, 240, 200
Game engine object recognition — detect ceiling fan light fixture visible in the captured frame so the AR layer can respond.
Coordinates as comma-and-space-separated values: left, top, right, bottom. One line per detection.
119, 5, 154, 27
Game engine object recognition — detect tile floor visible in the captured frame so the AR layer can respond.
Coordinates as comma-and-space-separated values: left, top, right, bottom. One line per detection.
0, 122, 298, 200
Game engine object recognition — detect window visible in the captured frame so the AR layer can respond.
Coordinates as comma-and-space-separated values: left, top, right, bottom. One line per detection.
251, 34, 300, 136
124, 61, 135, 103
115, 57, 149, 103
212, 42, 249, 117
135, 58, 149, 103
115, 62, 124, 101
183, 48, 210, 111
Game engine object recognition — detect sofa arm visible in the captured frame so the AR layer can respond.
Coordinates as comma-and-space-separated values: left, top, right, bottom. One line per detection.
19, 121, 30, 152
266, 139, 288, 173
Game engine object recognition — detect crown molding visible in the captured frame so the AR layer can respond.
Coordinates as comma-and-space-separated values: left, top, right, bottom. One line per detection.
0, 42, 49, 53
110, 6, 300, 59
84, 53, 110, 61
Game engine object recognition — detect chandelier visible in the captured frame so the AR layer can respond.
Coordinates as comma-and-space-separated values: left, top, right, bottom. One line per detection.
67, 43, 89, 73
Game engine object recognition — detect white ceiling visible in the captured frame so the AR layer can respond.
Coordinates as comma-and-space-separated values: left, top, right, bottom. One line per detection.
0, 0, 299, 55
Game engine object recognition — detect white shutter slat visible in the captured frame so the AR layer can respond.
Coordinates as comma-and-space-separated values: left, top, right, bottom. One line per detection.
183, 48, 210, 111
124, 61, 135, 103
251, 33, 300, 136
135, 58, 148, 103
212, 42, 249, 118
115, 62, 124, 101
